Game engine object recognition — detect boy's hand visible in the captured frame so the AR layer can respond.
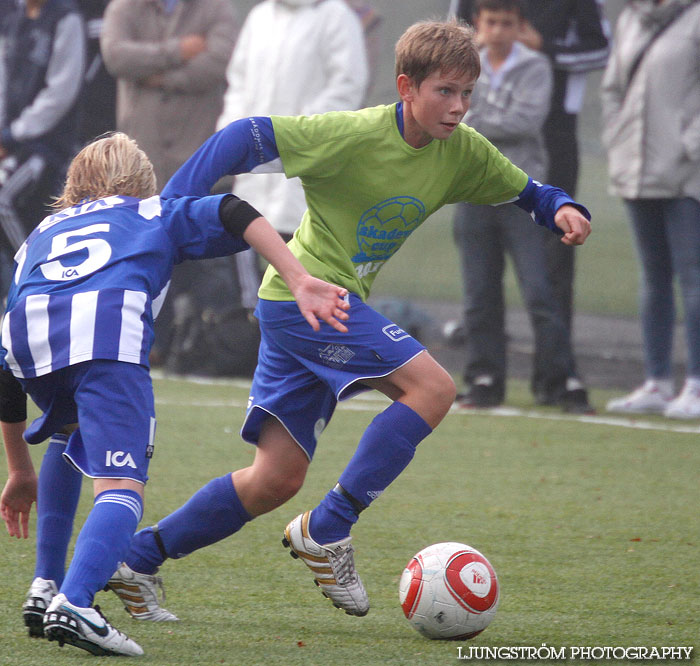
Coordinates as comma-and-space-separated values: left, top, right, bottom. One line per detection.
1, 470, 37, 539
292, 276, 350, 333
554, 205, 591, 246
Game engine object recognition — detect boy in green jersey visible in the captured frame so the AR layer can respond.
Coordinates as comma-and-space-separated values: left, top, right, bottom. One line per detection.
105, 19, 591, 620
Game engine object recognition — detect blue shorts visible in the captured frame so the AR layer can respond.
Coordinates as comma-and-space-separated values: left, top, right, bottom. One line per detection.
19, 360, 156, 484
240, 294, 425, 460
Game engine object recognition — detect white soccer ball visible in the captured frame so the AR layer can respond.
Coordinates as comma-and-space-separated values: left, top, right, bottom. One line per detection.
399, 542, 499, 640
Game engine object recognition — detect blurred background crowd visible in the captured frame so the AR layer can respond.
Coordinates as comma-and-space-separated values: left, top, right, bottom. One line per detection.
2, 0, 700, 419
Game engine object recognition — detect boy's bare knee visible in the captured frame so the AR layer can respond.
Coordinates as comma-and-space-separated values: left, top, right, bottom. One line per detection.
433, 374, 457, 412
266, 472, 304, 505
245, 467, 305, 512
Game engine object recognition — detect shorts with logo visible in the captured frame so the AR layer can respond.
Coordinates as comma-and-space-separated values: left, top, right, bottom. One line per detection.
240, 294, 425, 460
19, 359, 155, 483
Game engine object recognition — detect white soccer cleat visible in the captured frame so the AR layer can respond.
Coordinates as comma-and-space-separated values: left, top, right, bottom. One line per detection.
283, 511, 369, 617
106, 562, 178, 621
605, 380, 673, 415
23, 577, 58, 638
664, 381, 700, 419
43, 593, 144, 657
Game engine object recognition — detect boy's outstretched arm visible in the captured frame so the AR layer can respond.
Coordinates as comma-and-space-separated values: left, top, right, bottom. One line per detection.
242, 217, 350, 333
162, 117, 281, 199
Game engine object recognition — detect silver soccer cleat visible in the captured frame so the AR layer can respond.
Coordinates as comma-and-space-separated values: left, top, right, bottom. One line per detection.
106, 562, 179, 621
283, 511, 369, 617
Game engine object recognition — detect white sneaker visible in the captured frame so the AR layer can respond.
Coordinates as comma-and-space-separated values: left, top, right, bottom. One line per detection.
606, 380, 673, 415
23, 577, 58, 638
43, 593, 144, 656
106, 562, 178, 621
283, 511, 369, 617
664, 381, 700, 419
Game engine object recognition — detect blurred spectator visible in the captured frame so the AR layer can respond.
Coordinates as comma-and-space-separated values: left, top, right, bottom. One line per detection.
449, 0, 476, 21
0, 0, 86, 299
217, 0, 369, 309
101, 0, 237, 366
76, 0, 116, 144
452, 0, 591, 413
101, 0, 236, 190
518, 0, 609, 348
450, 0, 607, 406
344, 0, 383, 100
602, 0, 700, 419
0, 1, 18, 19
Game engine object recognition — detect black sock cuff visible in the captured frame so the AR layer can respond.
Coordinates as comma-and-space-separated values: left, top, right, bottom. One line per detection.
151, 524, 169, 561
333, 483, 367, 514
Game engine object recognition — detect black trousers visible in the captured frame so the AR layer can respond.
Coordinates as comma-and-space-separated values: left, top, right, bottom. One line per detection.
542, 71, 579, 375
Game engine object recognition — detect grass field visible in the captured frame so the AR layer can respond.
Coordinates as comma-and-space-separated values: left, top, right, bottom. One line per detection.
1, 375, 698, 665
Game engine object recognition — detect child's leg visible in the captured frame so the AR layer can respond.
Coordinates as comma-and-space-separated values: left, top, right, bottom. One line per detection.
126, 418, 308, 575
60, 480, 143, 608
282, 355, 451, 617
309, 352, 454, 544
34, 434, 82, 587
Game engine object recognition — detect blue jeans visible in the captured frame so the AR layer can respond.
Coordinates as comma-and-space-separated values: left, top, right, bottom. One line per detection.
453, 202, 576, 398
625, 197, 700, 379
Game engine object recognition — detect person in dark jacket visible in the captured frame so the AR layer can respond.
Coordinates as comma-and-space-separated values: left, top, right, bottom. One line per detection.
76, 0, 116, 144
0, 0, 86, 298
519, 0, 609, 351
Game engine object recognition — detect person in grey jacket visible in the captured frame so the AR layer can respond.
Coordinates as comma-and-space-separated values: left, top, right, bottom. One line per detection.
101, 0, 238, 366
453, 0, 590, 412
602, 0, 700, 419
100, 0, 236, 191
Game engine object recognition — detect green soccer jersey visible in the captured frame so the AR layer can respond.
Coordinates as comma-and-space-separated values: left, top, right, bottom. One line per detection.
259, 103, 528, 301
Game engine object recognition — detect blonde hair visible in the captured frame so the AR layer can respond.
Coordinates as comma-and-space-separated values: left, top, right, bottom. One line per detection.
395, 19, 480, 89
53, 132, 157, 209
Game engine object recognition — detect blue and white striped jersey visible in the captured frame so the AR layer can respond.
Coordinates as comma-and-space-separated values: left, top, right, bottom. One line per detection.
1, 193, 247, 378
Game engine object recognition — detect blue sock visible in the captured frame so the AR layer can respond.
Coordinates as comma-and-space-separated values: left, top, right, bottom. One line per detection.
60, 489, 142, 608
34, 434, 82, 587
309, 402, 432, 544
125, 474, 251, 575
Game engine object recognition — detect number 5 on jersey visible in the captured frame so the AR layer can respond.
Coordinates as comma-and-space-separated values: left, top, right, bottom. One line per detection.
40, 223, 112, 281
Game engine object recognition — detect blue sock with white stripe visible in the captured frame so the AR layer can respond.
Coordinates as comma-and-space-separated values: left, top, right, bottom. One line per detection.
310, 401, 432, 544
60, 489, 143, 608
34, 434, 82, 587
125, 474, 251, 575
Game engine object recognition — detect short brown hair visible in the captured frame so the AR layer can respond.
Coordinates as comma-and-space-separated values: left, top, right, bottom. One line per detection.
475, 0, 525, 18
54, 132, 157, 209
395, 19, 480, 89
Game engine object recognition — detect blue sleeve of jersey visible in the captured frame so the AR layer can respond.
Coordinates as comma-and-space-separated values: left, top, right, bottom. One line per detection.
162, 195, 250, 263
514, 178, 591, 234
162, 117, 280, 199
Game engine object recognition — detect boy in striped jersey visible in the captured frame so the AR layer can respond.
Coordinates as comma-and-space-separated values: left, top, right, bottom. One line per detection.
0, 132, 349, 656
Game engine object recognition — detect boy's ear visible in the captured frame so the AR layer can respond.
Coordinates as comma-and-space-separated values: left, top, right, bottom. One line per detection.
397, 74, 417, 102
